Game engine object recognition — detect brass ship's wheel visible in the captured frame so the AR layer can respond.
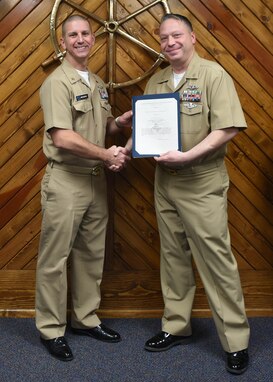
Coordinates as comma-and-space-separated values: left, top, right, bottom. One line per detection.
43, 0, 171, 89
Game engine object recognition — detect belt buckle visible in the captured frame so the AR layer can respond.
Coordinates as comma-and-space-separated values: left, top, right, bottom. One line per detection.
91, 165, 101, 176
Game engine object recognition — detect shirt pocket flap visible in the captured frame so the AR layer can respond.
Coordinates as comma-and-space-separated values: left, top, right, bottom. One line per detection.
100, 99, 111, 111
73, 101, 93, 113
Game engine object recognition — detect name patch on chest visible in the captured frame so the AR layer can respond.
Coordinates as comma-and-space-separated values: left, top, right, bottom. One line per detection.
76, 94, 89, 101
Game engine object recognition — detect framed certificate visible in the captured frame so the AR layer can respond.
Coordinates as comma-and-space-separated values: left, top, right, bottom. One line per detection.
132, 92, 181, 158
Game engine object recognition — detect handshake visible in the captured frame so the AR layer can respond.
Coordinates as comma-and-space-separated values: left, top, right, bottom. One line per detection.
104, 145, 131, 172
103, 111, 133, 172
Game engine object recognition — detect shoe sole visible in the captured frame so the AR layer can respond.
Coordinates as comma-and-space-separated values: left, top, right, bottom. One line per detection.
49, 353, 74, 362
226, 366, 248, 375
144, 337, 191, 352
71, 328, 121, 343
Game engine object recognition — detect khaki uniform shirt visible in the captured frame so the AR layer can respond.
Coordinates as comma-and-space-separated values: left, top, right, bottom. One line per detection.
40, 59, 112, 167
145, 52, 247, 164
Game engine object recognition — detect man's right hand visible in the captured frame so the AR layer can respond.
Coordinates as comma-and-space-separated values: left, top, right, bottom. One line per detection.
104, 145, 131, 172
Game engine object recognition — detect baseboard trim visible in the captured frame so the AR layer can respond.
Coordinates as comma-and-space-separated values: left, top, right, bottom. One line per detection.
1, 308, 273, 319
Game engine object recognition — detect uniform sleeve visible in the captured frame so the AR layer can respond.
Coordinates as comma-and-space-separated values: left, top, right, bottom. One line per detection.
144, 78, 152, 95
40, 77, 73, 132
144, 76, 157, 95
209, 70, 247, 131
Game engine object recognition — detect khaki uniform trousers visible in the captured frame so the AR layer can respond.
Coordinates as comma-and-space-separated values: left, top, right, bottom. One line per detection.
155, 160, 250, 353
35, 163, 108, 340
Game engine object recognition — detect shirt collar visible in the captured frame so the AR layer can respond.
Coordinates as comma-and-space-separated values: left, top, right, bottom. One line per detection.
61, 59, 93, 89
155, 52, 201, 85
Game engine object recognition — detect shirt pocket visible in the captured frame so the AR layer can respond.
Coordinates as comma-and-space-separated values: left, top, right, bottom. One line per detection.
72, 100, 93, 132
181, 103, 203, 133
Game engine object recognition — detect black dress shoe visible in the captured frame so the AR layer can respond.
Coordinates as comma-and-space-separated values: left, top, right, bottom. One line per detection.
40, 336, 74, 361
72, 324, 121, 343
226, 349, 249, 374
145, 331, 192, 352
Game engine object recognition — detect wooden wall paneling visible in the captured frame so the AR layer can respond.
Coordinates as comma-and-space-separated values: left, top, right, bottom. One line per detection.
228, 181, 273, 246
115, 193, 160, 256
199, 0, 273, 75
0, 0, 44, 41
119, 164, 155, 206
0, 170, 43, 230
116, 38, 157, 79
228, 142, 273, 203
118, 0, 164, 50
0, 129, 44, 190
0, 0, 272, 318
115, 173, 157, 230
89, 41, 107, 74
0, 0, 21, 21
227, 158, 273, 226
0, 190, 41, 250
0, 40, 54, 106
237, 85, 273, 140
228, 204, 273, 267
235, 120, 273, 181
114, 233, 155, 270
222, 0, 273, 53
261, 0, 273, 13
0, 1, 54, 76
115, 87, 137, 116
231, 247, 253, 270
0, 111, 43, 172
114, 212, 159, 267
117, 45, 146, 82
5, 235, 40, 270
0, 150, 46, 209
0, 213, 42, 269
229, 223, 272, 270
0, 67, 47, 128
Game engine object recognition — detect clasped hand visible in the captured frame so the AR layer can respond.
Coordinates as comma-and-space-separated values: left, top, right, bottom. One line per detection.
104, 145, 131, 172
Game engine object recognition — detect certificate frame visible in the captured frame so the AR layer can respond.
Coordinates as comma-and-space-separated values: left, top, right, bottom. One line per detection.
132, 92, 181, 158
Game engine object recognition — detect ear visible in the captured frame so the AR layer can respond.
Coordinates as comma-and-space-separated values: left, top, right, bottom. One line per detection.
60, 36, 66, 50
191, 32, 196, 45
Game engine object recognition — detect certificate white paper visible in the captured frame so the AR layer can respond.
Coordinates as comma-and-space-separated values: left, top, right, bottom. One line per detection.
132, 92, 181, 158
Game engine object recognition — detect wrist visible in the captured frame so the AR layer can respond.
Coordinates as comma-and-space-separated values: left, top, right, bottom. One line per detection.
100, 147, 109, 163
115, 116, 123, 129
